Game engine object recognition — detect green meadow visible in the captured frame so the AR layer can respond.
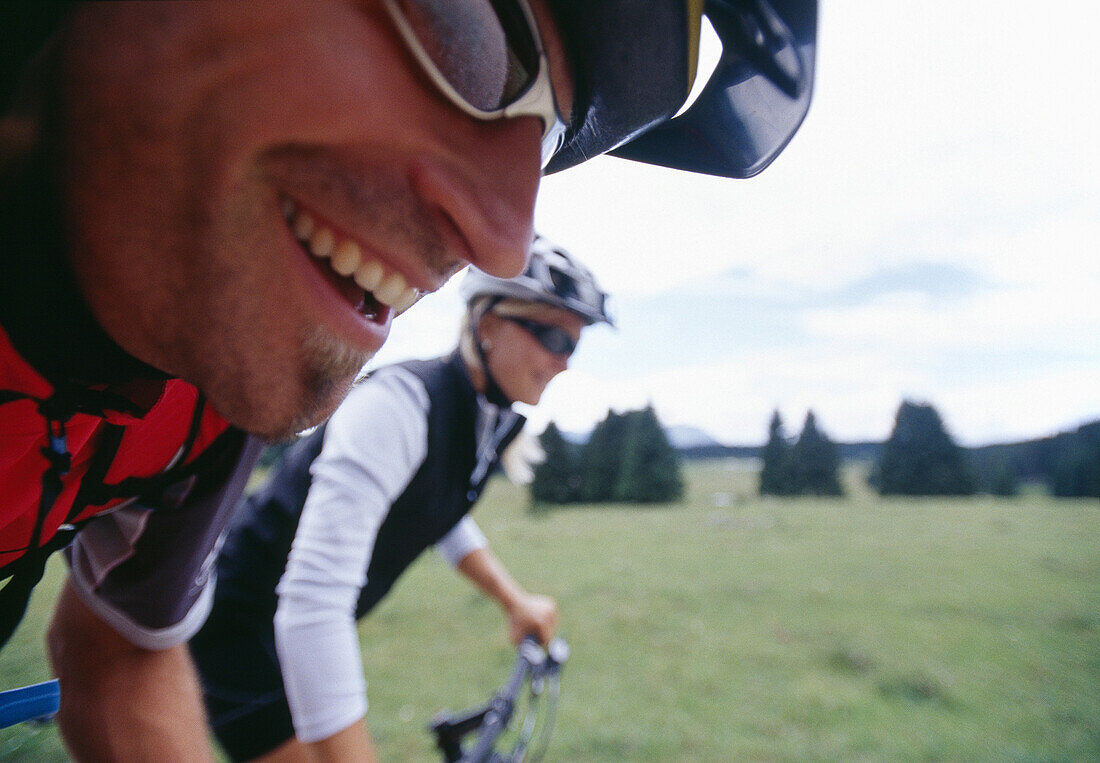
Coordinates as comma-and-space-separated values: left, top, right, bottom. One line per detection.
2, 460, 1097, 761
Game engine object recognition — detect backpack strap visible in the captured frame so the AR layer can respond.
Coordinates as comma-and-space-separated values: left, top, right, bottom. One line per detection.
0, 390, 240, 649
75, 395, 209, 508
0, 391, 75, 648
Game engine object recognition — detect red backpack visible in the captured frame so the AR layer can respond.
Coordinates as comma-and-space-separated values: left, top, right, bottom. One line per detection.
0, 327, 240, 646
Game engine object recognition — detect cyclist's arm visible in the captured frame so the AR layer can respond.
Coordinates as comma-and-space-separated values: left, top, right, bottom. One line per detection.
274, 370, 429, 751
48, 433, 262, 758
295, 719, 379, 762
47, 579, 214, 761
453, 542, 558, 645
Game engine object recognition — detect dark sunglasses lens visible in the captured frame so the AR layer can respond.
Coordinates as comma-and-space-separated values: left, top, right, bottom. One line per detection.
533, 324, 576, 356
396, 0, 539, 111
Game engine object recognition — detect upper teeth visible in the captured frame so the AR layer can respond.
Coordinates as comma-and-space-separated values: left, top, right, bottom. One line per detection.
283, 197, 419, 313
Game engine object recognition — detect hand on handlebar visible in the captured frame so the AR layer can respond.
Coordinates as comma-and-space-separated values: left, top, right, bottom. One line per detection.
505, 592, 558, 646
430, 637, 568, 762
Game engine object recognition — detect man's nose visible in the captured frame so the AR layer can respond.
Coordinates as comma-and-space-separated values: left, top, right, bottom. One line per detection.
413, 115, 544, 279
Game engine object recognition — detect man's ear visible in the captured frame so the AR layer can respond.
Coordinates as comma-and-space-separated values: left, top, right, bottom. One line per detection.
476, 311, 499, 344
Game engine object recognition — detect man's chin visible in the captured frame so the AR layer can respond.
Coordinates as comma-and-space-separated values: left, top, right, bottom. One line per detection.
276, 388, 350, 441
273, 331, 374, 439
212, 330, 374, 441
238, 380, 351, 443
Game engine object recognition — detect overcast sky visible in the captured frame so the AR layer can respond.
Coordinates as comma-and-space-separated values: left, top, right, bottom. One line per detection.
371, 1, 1099, 447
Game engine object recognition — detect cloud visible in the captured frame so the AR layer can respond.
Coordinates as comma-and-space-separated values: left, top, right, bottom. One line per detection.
830, 262, 987, 304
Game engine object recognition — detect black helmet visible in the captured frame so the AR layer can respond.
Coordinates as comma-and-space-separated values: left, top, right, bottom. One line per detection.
545, 0, 817, 178
460, 235, 614, 327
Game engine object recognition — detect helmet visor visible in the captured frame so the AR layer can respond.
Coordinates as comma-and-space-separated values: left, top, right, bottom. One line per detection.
609, 0, 816, 178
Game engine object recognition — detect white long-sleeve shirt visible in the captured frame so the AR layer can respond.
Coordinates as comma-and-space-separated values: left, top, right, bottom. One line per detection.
273, 366, 505, 743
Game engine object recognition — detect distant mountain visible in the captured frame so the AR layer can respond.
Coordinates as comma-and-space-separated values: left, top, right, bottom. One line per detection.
565, 423, 743, 452
679, 440, 890, 462
665, 425, 722, 449
559, 423, 738, 452
559, 429, 589, 445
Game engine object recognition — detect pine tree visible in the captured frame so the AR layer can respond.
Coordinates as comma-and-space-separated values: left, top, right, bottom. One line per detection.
1049, 422, 1100, 497
876, 401, 975, 496
530, 422, 582, 505
580, 410, 629, 502
790, 410, 843, 496
613, 406, 684, 503
989, 459, 1019, 497
759, 410, 795, 496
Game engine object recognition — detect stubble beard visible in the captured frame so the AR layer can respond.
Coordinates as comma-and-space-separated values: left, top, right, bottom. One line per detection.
260, 323, 375, 442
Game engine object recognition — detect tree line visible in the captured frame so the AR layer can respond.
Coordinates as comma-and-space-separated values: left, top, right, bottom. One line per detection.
968, 420, 1100, 498
759, 410, 843, 496
530, 405, 684, 506
760, 401, 978, 497
760, 400, 1099, 498
528, 400, 1097, 505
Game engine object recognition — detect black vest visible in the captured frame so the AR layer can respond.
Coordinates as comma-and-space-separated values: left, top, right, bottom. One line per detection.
213, 354, 525, 621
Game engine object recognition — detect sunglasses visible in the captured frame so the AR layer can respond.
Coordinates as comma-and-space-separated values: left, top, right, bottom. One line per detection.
384, 0, 568, 168
499, 315, 578, 357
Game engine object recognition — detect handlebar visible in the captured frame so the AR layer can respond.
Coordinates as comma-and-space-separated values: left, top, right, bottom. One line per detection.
0, 679, 60, 729
430, 637, 568, 763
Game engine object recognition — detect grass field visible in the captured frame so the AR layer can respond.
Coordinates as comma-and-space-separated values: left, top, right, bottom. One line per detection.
2, 460, 1097, 760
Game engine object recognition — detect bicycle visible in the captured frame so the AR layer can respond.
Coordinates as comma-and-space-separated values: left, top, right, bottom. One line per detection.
0, 640, 568, 760
430, 637, 568, 763
0, 678, 60, 757
0, 679, 59, 730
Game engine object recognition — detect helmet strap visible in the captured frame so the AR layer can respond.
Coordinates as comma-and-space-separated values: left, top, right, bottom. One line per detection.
473, 297, 513, 408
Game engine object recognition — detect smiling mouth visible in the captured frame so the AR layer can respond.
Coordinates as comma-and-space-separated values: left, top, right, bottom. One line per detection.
281, 196, 420, 320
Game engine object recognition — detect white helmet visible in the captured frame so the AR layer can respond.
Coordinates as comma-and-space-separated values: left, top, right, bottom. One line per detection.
459, 235, 614, 326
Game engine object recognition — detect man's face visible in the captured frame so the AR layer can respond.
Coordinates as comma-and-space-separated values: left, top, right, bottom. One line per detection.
57, 0, 572, 440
